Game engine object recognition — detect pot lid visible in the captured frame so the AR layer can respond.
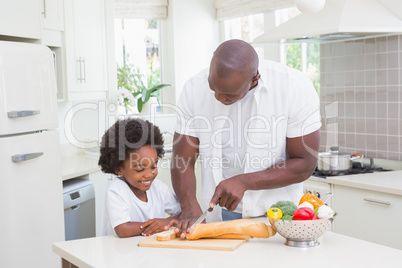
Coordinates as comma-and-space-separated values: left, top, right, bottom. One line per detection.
319, 146, 351, 156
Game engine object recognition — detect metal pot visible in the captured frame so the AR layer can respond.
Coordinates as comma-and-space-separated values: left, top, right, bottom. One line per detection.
317, 146, 363, 175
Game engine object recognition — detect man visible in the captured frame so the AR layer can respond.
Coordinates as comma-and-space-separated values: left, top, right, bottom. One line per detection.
169, 39, 321, 238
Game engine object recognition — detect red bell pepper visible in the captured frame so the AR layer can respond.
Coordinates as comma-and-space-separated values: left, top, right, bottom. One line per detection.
293, 207, 315, 220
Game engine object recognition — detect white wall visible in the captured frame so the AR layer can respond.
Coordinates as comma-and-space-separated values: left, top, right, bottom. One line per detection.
162, 0, 219, 104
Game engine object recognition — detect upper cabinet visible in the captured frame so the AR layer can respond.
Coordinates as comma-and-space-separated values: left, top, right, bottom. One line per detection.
0, 0, 41, 39
40, 0, 64, 31
0, 0, 116, 102
0, 0, 64, 45
63, 0, 109, 101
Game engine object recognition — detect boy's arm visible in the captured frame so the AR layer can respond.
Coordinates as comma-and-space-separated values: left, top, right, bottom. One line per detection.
115, 214, 180, 238
114, 222, 144, 238
141, 216, 179, 236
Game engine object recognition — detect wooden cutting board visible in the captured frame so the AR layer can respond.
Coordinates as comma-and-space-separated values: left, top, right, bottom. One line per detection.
138, 235, 247, 251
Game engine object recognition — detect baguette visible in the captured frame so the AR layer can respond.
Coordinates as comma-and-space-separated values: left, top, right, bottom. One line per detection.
156, 229, 177, 241
209, 234, 252, 239
186, 219, 276, 240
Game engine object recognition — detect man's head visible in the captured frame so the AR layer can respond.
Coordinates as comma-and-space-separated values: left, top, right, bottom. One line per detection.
208, 39, 260, 105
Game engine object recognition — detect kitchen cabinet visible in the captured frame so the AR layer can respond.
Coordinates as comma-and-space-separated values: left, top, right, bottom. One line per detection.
333, 185, 402, 249
40, 0, 64, 31
40, 0, 64, 47
88, 171, 111, 236
0, 0, 41, 39
63, 0, 109, 100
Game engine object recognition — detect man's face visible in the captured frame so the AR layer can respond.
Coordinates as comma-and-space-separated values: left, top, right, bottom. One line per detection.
208, 65, 259, 105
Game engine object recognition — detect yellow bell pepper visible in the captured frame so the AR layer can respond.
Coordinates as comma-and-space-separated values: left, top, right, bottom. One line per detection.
267, 207, 283, 219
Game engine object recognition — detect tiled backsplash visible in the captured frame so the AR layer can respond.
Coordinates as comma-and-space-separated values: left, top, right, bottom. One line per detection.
320, 35, 401, 161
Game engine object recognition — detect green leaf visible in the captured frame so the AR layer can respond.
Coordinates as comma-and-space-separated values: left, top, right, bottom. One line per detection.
141, 87, 152, 103
137, 98, 144, 113
149, 84, 170, 94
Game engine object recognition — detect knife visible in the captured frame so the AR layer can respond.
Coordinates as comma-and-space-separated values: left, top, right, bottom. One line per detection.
191, 206, 214, 228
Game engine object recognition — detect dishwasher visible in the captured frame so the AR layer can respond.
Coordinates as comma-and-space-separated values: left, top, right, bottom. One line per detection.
63, 178, 96, 241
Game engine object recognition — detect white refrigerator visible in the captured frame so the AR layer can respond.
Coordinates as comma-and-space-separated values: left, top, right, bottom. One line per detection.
0, 41, 64, 267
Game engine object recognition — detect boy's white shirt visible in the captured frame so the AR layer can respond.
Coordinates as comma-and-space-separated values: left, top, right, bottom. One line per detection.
102, 177, 181, 236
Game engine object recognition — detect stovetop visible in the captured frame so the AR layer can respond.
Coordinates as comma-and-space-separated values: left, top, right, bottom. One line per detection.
312, 162, 392, 179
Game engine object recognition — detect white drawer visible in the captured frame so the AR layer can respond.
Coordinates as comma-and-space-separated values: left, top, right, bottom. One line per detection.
333, 185, 402, 249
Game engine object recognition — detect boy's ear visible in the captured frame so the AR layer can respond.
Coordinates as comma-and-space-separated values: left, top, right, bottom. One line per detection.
115, 168, 122, 176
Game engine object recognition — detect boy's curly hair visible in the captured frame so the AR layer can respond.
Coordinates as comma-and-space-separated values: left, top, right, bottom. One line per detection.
98, 118, 164, 175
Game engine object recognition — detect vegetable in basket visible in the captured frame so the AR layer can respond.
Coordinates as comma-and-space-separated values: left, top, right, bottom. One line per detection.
281, 215, 293, 220
267, 208, 283, 219
298, 201, 314, 210
315, 205, 335, 219
293, 207, 316, 220
298, 193, 324, 209
270, 201, 298, 217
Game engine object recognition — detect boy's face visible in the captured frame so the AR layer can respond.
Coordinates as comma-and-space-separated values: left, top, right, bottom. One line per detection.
118, 146, 159, 194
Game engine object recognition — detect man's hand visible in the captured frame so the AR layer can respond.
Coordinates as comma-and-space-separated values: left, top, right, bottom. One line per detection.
209, 175, 248, 212
166, 208, 203, 239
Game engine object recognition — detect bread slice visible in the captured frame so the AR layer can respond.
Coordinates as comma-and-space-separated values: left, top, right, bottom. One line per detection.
156, 229, 177, 241
186, 219, 276, 240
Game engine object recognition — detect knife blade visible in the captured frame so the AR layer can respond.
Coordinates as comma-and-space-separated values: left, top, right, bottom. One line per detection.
191, 206, 214, 228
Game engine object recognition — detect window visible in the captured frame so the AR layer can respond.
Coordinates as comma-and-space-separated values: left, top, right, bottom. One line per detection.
223, 14, 265, 58
223, 8, 320, 94
276, 7, 320, 94
114, 18, 162, 114
223, 14, 264, 43
283, 42, 320, 94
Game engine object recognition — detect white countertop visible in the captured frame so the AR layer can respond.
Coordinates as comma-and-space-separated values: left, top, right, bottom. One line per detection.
53, 224, 402, 268
325, 170, 402, 195
61, 153, 100, 181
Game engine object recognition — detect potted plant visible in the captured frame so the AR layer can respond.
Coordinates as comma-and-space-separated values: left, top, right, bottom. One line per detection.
117, 57, 170, 113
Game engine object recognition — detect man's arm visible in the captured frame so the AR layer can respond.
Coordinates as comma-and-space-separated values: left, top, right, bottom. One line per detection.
168, 132, 202, 238
210, 130, 320, 211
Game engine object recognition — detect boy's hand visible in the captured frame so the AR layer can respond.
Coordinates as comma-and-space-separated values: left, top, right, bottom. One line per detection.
140, 218, 174, 236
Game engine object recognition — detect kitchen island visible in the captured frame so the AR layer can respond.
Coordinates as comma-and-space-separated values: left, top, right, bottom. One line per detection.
53, 220, 402, 268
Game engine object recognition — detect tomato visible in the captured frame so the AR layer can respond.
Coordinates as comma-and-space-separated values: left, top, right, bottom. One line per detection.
293, 207, 315, 220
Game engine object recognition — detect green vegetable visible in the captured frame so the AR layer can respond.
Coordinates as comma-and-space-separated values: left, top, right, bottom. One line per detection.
314, 207, 319, 216
270, 201, 298, 216
282, 215, 293, 220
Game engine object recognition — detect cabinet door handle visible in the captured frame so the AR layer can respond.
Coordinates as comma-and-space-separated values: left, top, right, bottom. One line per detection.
8, 110, 40, 118
42, 0, 47, 18
12, 152, 44, 162
82, 57, 86, 83
363, 198, 391, 205
77, 57, 83, 82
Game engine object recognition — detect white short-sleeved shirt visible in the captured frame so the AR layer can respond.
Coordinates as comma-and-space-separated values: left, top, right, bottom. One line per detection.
175, 60, 321, 222
102, 177, 181, 236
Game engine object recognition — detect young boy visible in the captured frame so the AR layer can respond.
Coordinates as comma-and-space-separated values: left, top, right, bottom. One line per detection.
98, 118, 181, 238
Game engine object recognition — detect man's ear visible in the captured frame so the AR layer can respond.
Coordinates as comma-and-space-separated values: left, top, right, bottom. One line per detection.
252, 72, 261, 85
